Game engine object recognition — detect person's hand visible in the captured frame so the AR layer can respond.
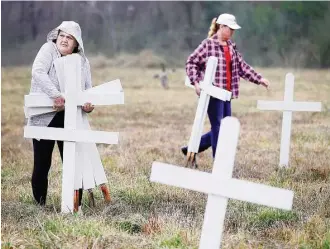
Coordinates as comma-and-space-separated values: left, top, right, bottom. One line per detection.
260, 78, 270, 89
53, 96, 65, 112
194, 83, 201, 96
82, 102, 94, 113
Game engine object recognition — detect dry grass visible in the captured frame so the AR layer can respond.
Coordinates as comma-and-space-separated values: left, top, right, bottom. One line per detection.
88, 50, 168, 70
1, 62, 330, 249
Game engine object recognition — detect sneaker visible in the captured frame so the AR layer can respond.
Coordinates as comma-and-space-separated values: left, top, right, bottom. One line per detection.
181, 145, 209, 156
181, 146, 188, 156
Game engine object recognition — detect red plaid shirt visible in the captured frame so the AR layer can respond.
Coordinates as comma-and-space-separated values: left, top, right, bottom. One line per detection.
186, 34, 262, 99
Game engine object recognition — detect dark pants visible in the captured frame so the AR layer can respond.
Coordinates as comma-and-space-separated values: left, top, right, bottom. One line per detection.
32, 111, 82, 206
199, 97, 232, 158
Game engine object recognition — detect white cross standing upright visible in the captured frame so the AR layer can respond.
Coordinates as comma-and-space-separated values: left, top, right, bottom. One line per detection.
185, 56, 232, 167
150, 117, 294, 249
257, 73, 322, 167
24, 54, 124, 213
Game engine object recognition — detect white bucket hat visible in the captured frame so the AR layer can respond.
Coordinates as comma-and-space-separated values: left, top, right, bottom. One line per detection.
47, 21, 85, 55
216, 13, 241, 30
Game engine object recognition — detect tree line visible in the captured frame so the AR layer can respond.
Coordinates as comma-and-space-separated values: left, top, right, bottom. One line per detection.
2, 1, 330, 68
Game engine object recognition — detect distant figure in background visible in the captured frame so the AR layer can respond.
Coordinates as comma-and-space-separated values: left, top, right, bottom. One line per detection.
153, 63, 170, 89
28, 21, 94, 208
182, 13, 270, 165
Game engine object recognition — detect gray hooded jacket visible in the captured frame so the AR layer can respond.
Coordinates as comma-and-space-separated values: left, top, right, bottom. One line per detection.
28, 21, 92, 127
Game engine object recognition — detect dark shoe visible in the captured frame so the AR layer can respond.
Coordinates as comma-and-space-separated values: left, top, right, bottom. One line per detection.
181, 145, 209, 155
181, 146, 188, 156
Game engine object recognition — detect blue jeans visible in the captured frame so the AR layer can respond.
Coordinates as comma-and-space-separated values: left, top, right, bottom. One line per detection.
199, 97, 232, 158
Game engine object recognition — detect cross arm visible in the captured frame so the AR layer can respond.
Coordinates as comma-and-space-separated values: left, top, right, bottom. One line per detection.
78, 92, 124, 106
90, 79, 123, 92
185, 76, 232, 101
257, 100, 322, 112
24, 126, 119, 144
151, 162, 294, 211
24, 80, 125, 118
199, 83, 232, 101
25, 92, 124, 107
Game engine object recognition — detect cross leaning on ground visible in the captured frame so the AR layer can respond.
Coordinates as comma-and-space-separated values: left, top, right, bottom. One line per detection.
150, 117, 294, 249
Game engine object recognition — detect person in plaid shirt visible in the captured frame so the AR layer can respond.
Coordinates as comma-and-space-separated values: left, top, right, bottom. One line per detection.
182, 13, 270, 163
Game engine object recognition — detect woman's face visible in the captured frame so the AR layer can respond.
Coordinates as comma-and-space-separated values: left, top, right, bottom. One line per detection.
218, 25, 235, 41
56, 31, 78, 56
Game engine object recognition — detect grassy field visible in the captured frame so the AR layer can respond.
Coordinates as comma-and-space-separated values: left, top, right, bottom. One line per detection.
1, 63, 330, 249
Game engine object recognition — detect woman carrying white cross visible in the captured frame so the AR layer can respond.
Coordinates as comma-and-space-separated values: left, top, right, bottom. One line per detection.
28, 21, 94, 207
182, 14, 270, 164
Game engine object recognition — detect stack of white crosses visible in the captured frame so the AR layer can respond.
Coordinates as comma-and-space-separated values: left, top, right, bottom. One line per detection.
150, 56, 322, 248
24, 54, 124, 213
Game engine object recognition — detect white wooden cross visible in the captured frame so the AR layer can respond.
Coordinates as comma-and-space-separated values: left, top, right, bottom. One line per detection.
24, 54, 124, 213
257, 73, 322, 167
150, 117, 294, 249
185, 56, 232, 167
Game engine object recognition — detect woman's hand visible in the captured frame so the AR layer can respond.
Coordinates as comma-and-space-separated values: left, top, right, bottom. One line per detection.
260, 78, 270, 89
82, 102, 94, 113
194, 83, 201, 96
53, 96, 65, 112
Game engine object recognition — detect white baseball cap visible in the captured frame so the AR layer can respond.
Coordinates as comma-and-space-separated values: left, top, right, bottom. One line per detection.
216, 13, 241, 30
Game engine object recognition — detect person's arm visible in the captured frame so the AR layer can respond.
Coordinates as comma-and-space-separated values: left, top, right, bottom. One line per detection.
236, 48, 263, 85
234, 45, 270, 88
31, 43, 62, 98
186, 40, 208, 86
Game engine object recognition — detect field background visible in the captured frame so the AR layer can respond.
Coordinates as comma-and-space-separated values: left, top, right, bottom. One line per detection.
1, 61, 330, 248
